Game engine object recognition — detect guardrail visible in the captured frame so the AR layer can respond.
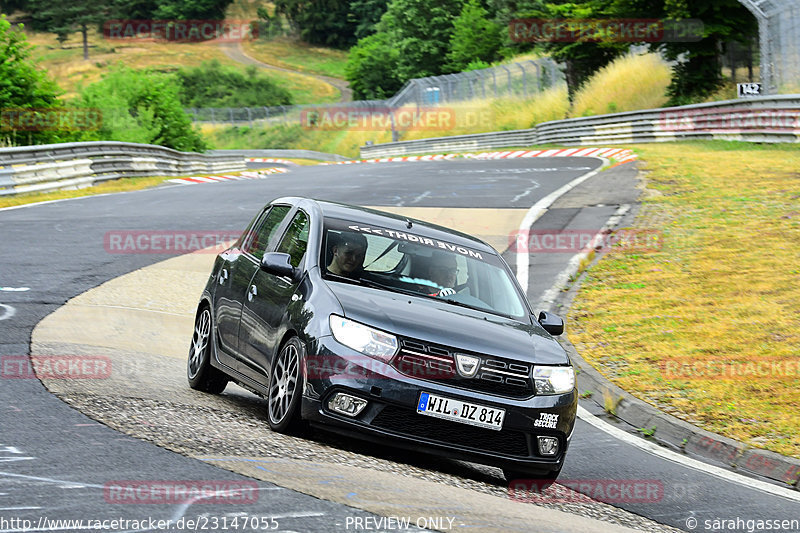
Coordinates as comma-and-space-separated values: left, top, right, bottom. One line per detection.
206, 149, 349, 162
0, 141, 246, 196
360, 95, 800, 157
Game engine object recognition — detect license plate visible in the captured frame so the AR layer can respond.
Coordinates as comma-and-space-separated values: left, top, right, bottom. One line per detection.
416, 392, 505, 431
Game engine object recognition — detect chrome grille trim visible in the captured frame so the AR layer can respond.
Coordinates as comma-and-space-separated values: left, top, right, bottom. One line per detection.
393, 338, 534, 398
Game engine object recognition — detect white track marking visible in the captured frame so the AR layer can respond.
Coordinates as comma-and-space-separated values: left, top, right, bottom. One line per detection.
0, 304, 16, 321
515, 159, 608, 291
578, 407, 800, 502
536, 204, 630, 312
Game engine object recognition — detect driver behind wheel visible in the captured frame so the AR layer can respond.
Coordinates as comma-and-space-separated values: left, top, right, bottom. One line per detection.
327, 231, 367, 278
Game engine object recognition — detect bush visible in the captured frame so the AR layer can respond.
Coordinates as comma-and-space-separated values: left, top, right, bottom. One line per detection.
77, 64, 207, 152
176, 60, 293, 108
446, 0, 502, 72
0, 15, 67, 146
345, 32, 403, 100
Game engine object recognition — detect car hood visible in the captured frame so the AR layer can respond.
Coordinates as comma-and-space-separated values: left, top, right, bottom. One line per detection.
327, 282, 568, 365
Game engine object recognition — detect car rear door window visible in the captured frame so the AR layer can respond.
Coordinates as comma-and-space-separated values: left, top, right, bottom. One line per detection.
243, 205, 291, 261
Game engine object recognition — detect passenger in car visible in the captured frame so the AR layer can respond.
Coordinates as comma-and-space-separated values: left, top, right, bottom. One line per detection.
327, 232, 368, 278
427, 252, 458, 296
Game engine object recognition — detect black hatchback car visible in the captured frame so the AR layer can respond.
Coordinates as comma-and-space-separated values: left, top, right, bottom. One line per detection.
187, 197, 577, 481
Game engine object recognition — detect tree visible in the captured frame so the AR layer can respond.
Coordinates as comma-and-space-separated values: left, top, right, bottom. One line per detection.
379, 0, 465, 80
0, 15, 64, 145
345, 31, 403, 99
610, 0, 758, 104
513, 1, 629, 102
274, 0, 359, 48
151, 0, 234, 20
348, 0, 390, 40
446, 0, 504, 72
78, 65, 207, 152
26, 0, 116, 60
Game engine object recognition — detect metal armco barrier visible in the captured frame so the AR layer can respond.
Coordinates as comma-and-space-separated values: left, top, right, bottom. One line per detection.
0, 141, 246, 196
360, 95, 800, 157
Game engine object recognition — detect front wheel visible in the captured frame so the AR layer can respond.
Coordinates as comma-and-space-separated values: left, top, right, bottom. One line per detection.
267, 337, 305, 434
187, 306, 228, 394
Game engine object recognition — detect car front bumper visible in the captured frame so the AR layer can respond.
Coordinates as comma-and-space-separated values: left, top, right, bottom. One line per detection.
300, 336, 577, 476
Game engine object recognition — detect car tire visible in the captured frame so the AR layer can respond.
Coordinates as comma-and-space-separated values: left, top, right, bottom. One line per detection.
267, 336, 306, 434
187, 306, 228, 394
503, 468, 560, 491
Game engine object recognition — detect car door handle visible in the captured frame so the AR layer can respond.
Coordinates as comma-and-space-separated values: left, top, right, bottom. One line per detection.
218, 268, 228, 285
248, 284, 257, 301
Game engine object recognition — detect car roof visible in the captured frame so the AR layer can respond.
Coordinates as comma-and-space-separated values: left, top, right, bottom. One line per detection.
304, 198, 497, 254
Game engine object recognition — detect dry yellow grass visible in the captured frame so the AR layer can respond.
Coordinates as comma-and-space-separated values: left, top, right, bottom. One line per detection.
568, 142, 800, 458
570, 53, 671, 117
243, 38, 348, 78
23, 26, 337, 103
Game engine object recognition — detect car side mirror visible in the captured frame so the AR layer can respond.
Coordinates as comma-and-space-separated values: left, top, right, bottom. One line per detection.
537, 311, 564, 336
261, 252, 296, 279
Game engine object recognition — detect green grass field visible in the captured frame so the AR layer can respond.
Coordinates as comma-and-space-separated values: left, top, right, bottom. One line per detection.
569, 141, 800, 459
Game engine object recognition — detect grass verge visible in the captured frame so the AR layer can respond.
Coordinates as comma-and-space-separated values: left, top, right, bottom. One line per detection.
567, 141, 800, 458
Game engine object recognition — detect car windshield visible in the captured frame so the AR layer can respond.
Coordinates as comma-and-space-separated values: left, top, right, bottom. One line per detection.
321, 217, 529, 319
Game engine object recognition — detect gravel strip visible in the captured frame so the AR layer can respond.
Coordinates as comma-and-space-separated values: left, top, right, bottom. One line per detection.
54, 390, 682, 533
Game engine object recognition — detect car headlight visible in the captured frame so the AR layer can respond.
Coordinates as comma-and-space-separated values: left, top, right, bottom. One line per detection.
533, 366, 575, 395
329, 315, 398, 362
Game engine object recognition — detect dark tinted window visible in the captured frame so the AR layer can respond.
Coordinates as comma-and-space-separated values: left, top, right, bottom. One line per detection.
276, 210, 310, 268
244, 205, 291, 260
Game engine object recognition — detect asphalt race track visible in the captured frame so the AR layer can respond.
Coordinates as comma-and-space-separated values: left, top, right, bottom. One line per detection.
1, 158, 799, 533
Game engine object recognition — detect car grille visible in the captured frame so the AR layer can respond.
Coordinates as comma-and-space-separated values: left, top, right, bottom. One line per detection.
371, 405, 530, 457
392, 338, 535, 398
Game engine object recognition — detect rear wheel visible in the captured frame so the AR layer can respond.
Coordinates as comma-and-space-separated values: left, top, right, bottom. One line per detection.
267, 337, 306, 434
187, 306, 228, 394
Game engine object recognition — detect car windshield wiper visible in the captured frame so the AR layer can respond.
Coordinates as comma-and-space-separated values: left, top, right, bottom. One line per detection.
357, 277, 422, 298
325, 272, 366, 286
438, 297, 517, 320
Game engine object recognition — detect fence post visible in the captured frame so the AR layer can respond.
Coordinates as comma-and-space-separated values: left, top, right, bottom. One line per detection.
501, 65, 512, 96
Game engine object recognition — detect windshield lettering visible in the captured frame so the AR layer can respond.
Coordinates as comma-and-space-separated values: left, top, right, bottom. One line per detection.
347, 224, 483, 260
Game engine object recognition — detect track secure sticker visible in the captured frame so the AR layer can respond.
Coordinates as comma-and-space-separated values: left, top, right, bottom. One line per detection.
533, 413, 559, 429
